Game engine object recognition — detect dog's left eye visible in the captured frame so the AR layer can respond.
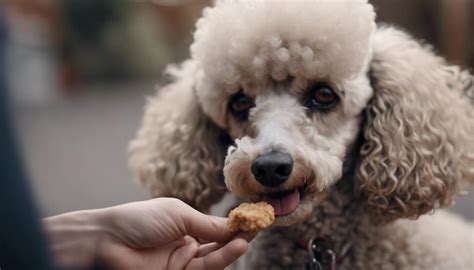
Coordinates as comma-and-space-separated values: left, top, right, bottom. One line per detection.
228, 90, 255, 121
305, 84, 339, 111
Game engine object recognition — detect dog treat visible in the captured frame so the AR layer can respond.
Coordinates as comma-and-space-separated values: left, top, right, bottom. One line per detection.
228, 202, 275, 232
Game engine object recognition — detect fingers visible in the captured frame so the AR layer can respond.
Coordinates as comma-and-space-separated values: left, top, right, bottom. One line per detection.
167, 236, 199, 270
196, 242, 224, 257
156, 198, 234, 243
234, 231, 258, 242
186, 238, 249, 270
179, 207, 235, 243
159, 198, 257, 244
196, 231, 258, 258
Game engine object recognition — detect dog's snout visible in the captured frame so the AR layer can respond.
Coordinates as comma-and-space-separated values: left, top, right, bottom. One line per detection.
251, 151, 293, 187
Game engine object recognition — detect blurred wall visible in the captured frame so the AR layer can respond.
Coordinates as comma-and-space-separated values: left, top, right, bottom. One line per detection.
372, 0, 473, 67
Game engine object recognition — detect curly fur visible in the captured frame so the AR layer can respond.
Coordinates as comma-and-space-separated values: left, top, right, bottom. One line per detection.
357, 27, 474, 223
128, 61, 229, 212
129, 0, 474, 269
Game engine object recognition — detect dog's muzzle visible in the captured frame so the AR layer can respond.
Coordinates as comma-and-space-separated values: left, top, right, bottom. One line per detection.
250, 150, 304, 217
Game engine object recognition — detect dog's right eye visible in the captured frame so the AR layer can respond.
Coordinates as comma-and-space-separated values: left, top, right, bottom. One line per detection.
304, 83, 339, 112
228, 90, 255, 121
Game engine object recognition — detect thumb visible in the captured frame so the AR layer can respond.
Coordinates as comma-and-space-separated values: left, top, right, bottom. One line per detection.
179, 206, 235, 243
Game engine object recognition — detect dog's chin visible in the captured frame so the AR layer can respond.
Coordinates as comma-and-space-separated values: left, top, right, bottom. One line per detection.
272, 199, 314, 226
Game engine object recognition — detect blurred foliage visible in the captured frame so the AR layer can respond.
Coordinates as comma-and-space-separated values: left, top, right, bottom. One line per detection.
57, 0, 173, 81
44, 0, 473, 82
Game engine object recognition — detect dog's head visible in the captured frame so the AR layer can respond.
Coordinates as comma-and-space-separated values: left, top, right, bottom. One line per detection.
129, 0, 474, 225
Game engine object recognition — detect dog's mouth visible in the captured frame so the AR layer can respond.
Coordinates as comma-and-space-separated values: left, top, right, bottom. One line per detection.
259, 183, 308, 219
263, 189, 301, 216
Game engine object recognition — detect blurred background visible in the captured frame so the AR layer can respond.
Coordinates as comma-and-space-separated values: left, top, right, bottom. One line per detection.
1, 0, 473, 218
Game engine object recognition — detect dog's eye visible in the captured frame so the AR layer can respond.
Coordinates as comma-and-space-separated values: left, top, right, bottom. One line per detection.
305, 84, 339, 111
228, 90, 255, 121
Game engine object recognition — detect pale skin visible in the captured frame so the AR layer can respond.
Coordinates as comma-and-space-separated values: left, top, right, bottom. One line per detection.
43, 198, 255, 270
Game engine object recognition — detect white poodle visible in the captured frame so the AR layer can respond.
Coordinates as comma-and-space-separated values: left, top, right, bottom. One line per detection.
129, 1, 474, 269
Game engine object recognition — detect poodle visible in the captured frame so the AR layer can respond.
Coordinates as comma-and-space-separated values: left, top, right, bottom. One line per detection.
129, 1, 474, 269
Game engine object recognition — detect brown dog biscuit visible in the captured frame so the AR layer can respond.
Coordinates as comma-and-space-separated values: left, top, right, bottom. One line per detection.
228, 202, 275, 232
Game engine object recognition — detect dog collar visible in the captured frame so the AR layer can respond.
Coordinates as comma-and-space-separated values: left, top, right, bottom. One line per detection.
298, 236, 353, 270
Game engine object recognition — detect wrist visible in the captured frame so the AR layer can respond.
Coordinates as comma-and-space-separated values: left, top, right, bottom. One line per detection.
43, 208, 110, 268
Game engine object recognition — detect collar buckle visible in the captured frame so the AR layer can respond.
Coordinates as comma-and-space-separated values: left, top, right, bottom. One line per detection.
305, 237, 336, 270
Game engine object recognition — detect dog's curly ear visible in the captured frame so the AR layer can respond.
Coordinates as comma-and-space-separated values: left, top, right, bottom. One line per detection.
357, 27, 474, 223
128, 61, 228, 212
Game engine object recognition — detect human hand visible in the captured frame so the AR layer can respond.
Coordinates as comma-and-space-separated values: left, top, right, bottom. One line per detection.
44, 198, 255, 269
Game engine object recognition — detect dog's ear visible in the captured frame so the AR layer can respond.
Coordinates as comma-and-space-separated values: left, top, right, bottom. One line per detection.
357, 27, 474, 223
128, 60, 228, 212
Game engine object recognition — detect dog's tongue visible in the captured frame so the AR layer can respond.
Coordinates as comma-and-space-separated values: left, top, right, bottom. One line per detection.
265, 190, 300, 216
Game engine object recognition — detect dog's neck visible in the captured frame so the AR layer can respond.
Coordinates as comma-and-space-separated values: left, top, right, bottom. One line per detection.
270, 138, 372, 253
253, 176, 372, 269
279, 176, 368, 246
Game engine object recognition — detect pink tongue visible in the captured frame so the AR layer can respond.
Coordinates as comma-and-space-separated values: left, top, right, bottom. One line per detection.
265, 190, 300, 216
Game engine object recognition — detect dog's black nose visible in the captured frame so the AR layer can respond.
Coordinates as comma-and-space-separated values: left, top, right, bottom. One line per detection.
251, 151, 293, 187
